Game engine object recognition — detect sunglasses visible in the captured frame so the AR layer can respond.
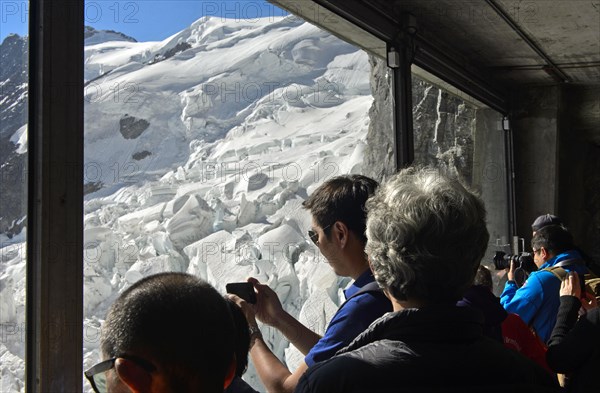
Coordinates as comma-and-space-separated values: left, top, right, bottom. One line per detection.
307, 223, 333, 245
85, 355, 156, 393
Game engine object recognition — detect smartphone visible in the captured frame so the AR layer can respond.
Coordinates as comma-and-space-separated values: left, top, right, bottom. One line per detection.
226, 282, 257, 304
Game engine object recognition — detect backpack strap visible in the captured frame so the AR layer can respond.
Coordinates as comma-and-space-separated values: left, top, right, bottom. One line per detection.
553, 258, 584, 268
543, 258, 587, 280
544, 266, 569, 281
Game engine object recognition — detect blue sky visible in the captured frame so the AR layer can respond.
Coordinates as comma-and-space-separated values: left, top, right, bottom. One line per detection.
1, 0, 287, 42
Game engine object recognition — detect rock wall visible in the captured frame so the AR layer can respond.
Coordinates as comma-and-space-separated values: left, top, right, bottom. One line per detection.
363, 56, 477, 186
411, 76, 476, 185
363, 58, 600, 275
0, 35, 28, 236
362, 56, 395, 181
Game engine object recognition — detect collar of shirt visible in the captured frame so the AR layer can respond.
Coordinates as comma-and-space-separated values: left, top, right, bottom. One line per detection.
343, 269, 375, 300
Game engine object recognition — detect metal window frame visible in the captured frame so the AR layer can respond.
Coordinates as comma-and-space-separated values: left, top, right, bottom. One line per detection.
27, 0, 84, 391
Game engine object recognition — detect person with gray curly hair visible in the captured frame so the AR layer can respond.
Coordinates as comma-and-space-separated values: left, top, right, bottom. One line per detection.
296, 167, 559, 393
365, 167, 489, 305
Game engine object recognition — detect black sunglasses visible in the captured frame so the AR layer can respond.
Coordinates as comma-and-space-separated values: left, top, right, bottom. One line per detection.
307, 223, 333, 245
85, 355, 156, 393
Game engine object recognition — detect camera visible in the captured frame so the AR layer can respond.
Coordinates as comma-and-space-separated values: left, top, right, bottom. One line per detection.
493, 251, 537, 273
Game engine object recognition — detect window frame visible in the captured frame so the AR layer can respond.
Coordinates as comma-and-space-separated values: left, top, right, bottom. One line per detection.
27, 0, 84, 391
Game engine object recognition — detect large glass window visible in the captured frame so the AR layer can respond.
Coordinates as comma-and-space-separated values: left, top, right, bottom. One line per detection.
411, 68, 510, 289
0, 1, 29, 391
82, 2, 374, 391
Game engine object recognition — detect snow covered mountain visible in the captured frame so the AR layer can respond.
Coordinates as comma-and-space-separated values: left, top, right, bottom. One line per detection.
84, 26, 137, 45
0, 34, 28, 238
0, 17, 372, 392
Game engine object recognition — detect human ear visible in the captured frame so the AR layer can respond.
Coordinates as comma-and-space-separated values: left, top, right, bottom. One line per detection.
334, 221, 348, 247
114, 358, 152, 393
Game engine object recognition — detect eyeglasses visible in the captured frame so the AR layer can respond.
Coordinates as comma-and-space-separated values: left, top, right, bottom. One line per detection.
307, 223, 333, 245
532, 248, 540, 255
85, 355, 156, 393
307, 229, 319, 244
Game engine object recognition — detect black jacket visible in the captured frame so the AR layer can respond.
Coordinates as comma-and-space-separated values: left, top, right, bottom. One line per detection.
295, 305, 559, 393
546, 296, 600, 393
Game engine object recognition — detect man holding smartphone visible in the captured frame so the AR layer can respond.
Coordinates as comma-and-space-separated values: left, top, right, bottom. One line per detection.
229, 174, 392, 393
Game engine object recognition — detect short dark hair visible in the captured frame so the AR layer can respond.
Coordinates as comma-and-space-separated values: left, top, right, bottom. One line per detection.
302, 175, 378, 244
101, 273, 234, 392
531, 225, 574, 255
226, 298, 250, 377
474, 265, 493, 291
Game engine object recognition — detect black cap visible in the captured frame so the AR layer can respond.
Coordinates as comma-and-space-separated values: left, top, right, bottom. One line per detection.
531, 214, 562, 231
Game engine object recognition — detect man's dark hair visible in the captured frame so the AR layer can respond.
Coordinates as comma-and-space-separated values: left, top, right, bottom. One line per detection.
474, 265, 493, 291
531, 225, 574, 255
226, 298, 250, 377
100, 273, 235, 392
302, 175, 378, 244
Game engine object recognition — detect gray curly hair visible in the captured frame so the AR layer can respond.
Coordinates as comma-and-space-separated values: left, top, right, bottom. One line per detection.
365, 167, 489, 304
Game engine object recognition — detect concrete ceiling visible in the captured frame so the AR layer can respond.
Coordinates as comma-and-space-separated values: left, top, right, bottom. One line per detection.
271, 0, 600, 87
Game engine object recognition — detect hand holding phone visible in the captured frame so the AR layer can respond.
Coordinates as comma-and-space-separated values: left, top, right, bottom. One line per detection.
226, 282, 257, 304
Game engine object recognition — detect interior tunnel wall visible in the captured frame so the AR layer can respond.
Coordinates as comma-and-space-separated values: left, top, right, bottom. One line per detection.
510, 86, 559, 245
558, 85, 600, 265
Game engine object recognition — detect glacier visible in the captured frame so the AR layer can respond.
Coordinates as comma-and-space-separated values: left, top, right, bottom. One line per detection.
0, 15, 372, 392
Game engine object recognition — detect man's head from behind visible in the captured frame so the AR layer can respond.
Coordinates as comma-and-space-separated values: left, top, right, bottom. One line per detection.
531, 224, 574, 267
365, 167, 489, 305
93, 273, 235, 393
302, 174, 378, 245
473, 265, 494, 291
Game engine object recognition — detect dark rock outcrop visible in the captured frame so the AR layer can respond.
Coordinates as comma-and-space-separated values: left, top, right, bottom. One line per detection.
119, 114, 150, 139
163, 42, 192, 59
132, 150, 152, 160
84, 26, 137, 44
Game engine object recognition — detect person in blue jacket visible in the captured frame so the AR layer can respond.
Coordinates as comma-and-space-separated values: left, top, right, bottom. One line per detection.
500, 225, 589, 343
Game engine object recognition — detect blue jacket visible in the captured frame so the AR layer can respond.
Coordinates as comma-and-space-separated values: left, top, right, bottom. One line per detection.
500, 250, 588, 343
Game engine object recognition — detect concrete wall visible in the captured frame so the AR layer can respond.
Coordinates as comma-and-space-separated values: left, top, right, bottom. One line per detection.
511, 84, 600, 265
510, 86, 559, 242
558, 85, 600, 263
